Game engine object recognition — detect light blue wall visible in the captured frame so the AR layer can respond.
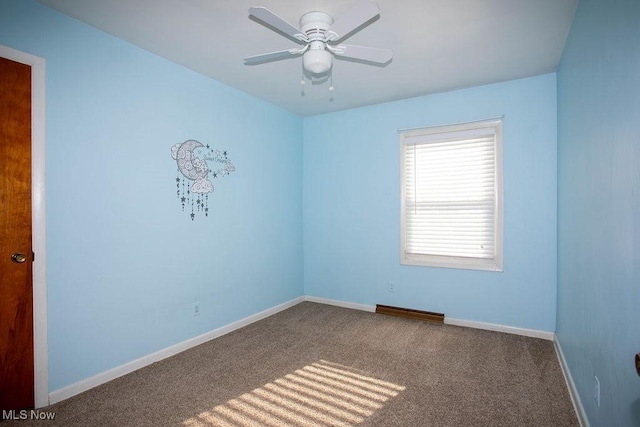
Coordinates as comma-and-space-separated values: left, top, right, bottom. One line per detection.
0, 0, 303, 391
303, 74, 558, 331
556, 0, 640, 425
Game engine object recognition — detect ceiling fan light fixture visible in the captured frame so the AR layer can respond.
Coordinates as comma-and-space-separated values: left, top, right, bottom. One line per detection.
303, 45, 332, 75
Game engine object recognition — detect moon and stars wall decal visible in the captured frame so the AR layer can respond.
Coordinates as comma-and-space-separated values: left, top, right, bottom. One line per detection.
171, 139, 235, 220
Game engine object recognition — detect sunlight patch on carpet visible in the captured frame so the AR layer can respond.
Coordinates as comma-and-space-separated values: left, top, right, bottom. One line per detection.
183, 360, 406, 426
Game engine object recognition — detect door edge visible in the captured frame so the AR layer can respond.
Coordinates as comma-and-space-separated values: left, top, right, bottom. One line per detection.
0, 44, 48, 408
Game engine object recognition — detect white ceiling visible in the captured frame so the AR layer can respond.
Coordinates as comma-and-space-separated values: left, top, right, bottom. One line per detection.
35, 0, 577, 117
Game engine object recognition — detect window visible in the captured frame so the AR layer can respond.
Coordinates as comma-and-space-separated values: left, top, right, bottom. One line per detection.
399, 119, 503, 271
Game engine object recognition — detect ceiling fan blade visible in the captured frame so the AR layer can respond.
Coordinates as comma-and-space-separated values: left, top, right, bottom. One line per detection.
244, 49, 302, 65
326, 0, 380, 42
249, 7, 306, 42
333, 45, 392, 64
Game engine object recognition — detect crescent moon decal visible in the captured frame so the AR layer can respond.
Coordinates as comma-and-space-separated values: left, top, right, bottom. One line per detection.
172, 139, 208, 180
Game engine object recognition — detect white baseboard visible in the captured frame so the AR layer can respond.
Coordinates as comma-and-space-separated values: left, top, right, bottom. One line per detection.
304, 295, 376, 312
304, 296, 553, 340
554, 335, 589, 427
49, 296, 305, 404
48, 294, 559, 405
444, 317, 555, 340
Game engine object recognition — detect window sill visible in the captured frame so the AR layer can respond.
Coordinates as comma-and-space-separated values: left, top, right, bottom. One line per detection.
401, 254, 503, 272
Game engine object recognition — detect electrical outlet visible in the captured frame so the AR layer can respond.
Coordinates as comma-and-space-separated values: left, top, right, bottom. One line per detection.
594, 375, 600, 407
193, 302, 200, 317
388, 282, 394, 293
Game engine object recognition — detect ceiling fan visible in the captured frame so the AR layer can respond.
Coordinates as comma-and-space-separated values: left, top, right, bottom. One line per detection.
244, 0, 393, 76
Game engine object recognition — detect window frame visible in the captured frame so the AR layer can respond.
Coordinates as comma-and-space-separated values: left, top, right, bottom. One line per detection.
399, 118, 504, 272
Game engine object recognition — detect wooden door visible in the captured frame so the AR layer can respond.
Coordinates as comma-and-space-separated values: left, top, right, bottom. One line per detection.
0, 56, 34, 410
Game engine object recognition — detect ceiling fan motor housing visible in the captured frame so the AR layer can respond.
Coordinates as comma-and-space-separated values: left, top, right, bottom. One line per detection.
300, 11, 334, 75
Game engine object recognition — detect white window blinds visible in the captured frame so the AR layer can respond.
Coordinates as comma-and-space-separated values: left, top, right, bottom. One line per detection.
400, 119, 503, 271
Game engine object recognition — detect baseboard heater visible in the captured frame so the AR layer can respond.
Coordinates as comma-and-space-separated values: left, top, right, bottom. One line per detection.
375, 304, 445, 323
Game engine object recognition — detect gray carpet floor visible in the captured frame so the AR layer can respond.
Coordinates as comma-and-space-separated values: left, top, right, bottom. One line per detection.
5, 302, 579, 426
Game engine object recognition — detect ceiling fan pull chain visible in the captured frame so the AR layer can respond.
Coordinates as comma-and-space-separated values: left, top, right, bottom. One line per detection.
329, 70, 334, 92
328, 69, 335, 102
